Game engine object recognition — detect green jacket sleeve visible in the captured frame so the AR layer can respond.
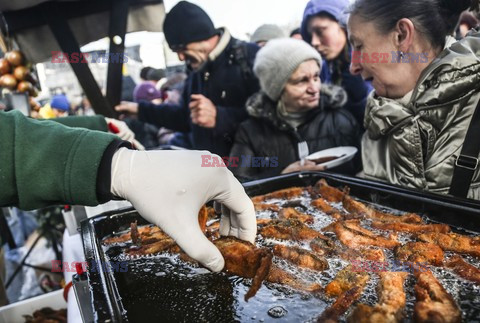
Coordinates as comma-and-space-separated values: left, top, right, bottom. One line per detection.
0, 110, 119, 210
51, 115, 108, 132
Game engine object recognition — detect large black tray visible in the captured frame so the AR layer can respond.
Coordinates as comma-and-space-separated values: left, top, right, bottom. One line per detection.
81, 171, 480, 322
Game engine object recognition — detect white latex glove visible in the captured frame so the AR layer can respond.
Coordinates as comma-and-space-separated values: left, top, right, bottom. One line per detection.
110, 148, 257, 272
105, 117, 145, 150
131, 139, 145, 151
105, 117, 135, 142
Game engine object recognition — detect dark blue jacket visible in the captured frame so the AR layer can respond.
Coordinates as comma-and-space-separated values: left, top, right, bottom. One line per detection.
320, 46, 373, 130
138, 35, 260, 156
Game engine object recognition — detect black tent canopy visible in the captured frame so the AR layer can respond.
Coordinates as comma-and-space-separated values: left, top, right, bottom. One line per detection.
1, 0, 164, 116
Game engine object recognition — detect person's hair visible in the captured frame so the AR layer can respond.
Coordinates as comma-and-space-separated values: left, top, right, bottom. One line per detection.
290, 27, 301, 37
315, 12, 337, 23
350, 0, 480, 50
140, 67, 153, 80
146, 68, 166, 82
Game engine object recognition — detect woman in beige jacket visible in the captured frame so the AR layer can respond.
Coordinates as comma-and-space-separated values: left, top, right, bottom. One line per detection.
348, 0, 480, 199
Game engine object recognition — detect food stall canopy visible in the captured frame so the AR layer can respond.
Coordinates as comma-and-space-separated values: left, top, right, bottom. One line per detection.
1, 0, 164, 63
1, 0, 165, 117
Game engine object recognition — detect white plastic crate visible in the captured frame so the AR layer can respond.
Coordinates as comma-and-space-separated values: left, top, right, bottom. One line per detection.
0, 289, 66, 323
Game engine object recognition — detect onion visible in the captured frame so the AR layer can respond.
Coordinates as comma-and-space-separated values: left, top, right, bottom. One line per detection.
14, 66, 29, 81
0, 59, 11, 75
0, 74, 17, 89
6, 50, 25, 67
17, 81, 33, 93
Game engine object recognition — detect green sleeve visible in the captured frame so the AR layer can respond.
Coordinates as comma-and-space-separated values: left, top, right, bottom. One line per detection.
0, 110, 117, 210
47, 115, 108, 132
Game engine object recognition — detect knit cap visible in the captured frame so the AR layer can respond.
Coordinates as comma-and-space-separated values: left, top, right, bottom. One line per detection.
133, 82, 162, 102
250, 24, 286, 43
50, 94, 70, 111
163, 1, 220, 50
253, 38, 322, 101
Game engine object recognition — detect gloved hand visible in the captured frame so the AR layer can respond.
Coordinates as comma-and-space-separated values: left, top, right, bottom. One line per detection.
105, 117, 135, 141
110, 148, 257, 272
105, 117, 145, 150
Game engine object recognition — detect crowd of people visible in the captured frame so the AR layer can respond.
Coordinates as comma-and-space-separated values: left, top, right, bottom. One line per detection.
113, 0, 480, 199
1, 0, 480, 285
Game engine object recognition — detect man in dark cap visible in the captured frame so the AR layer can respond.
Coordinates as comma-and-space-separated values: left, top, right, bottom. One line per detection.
116, 1, 259, 156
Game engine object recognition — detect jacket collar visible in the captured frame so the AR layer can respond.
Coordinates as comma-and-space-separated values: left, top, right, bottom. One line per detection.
364, 93, 416, 140
246, 84, 347, 131
246, 92, 290, 130
247, 92, 311, 132
208, 28, 231, 62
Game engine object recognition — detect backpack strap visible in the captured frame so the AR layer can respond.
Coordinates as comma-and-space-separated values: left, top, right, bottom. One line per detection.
449, 97, 480, 198
231, 39, 255, 82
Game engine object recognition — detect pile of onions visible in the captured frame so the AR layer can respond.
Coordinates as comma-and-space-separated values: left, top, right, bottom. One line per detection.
0, 50, 41, 112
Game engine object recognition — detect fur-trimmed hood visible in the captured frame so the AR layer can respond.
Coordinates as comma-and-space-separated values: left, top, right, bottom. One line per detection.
245, 84, 347, 130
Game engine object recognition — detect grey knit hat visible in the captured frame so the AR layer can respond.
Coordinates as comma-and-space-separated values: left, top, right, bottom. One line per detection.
250, 24, 286, 43
253, 38, 322, 101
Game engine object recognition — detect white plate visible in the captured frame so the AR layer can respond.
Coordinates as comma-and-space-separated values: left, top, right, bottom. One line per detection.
306, 146, 358, 169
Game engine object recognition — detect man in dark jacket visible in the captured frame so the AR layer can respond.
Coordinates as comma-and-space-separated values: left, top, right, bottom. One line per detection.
301, 0, 373, 129
116, 1, 259, 156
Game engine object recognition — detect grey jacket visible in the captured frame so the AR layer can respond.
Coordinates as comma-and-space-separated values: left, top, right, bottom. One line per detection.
362, 30, 480, 199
